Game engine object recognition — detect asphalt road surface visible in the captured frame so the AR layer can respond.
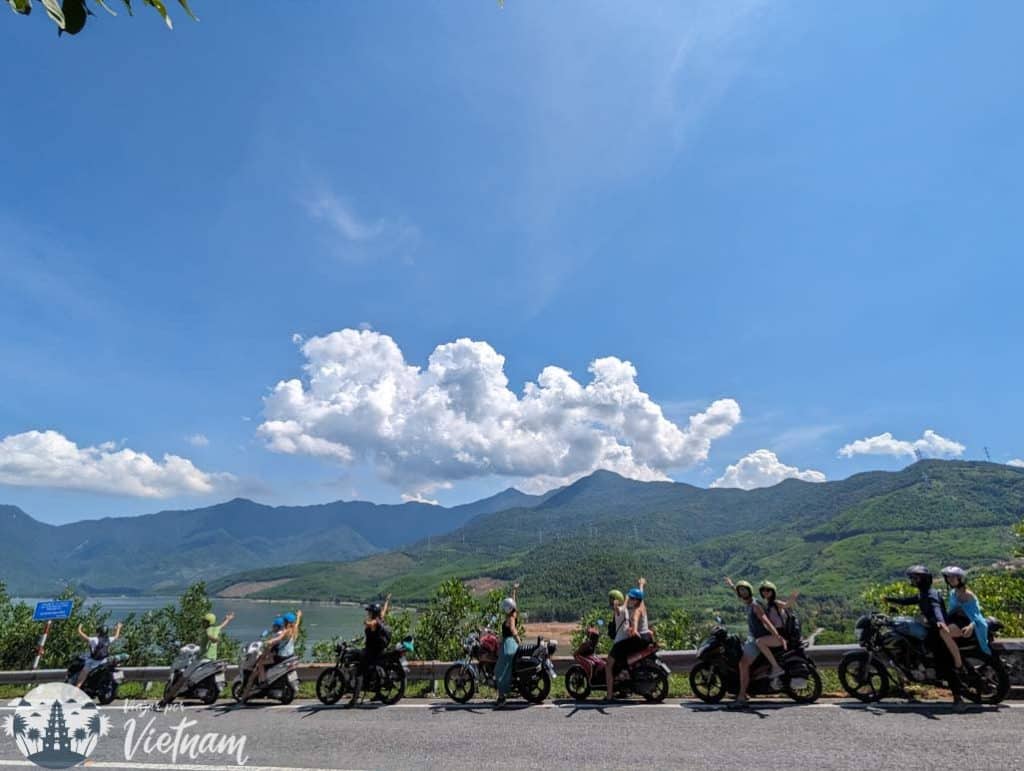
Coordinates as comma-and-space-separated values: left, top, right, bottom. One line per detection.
3, 698, 1023, 770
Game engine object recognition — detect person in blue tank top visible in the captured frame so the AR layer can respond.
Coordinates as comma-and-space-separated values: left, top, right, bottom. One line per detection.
941, 566, 991, 656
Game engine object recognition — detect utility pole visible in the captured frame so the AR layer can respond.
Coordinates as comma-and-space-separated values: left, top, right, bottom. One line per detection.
984, 446, 992, 462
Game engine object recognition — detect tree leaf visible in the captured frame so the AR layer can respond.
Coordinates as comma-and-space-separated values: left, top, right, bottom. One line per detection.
142, 0, 171, 29
40, 0, 65, 27
59, 0, 87, 34
119, 0, 132, 15
176, 0, 196, 21
93, 0, 118, 16
7, 0, 32, 16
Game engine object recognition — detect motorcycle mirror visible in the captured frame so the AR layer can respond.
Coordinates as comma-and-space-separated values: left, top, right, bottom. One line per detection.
489, 615, 497, 624
596, 619, 605, 627
714, 615, 723, 624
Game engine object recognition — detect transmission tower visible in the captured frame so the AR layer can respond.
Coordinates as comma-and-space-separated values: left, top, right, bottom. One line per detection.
984, 446, 992, 462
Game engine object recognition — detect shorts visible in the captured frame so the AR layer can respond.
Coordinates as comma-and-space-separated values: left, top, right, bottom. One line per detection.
742, 638, 760, 659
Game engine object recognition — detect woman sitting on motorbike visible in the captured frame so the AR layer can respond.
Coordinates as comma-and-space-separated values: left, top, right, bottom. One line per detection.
758, 580, 799, 643
349, 595, 391, 707
201, 611, 234, 661
495, 583, 520, 707
604, 578, 651, 701
725, 577, 786, 706
75, 622, 122, 688
941, 566, 991, 657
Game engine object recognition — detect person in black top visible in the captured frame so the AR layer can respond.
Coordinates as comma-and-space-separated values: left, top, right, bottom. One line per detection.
348, 594, 392, 707
886, 565, 965, 707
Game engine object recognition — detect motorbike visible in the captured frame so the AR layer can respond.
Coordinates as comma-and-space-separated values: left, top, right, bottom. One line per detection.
689, 616, 822, 704
838, 611, 1010, 704
65, 652, 128, 705
316, 635, 414, 706
161, 643, 227, 705
443, 626, 557, 704
564, 620, 670, 702
231, 640, 301, 704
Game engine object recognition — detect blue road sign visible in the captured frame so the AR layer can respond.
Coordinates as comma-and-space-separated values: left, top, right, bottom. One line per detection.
32, 600, 74, 622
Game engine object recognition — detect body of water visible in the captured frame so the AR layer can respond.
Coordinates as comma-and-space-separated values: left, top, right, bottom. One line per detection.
16, 596, 369, 646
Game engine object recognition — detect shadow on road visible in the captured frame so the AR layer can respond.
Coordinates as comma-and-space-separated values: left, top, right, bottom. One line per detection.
839, 702, 1004, 720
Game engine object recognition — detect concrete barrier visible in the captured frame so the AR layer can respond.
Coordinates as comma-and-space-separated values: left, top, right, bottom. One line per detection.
3, 640, 1022, 687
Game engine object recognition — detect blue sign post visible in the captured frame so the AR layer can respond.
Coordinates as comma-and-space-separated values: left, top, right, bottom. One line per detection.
31, 600, 74, 669
33, 600, 74, 622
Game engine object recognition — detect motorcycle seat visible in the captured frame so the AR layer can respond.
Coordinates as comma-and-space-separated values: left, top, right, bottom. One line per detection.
625, 645, 658, 667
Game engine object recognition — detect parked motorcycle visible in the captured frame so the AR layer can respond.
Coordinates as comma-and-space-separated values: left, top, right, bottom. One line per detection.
443, 627, 557, 704
232, 640, 300, 704
315, 636, 414, 706
689, 616, 822, 703
564, 621, 670, 702
65, 652, 128, 705
838, 611, 1010, 704
161, 643, 227, 705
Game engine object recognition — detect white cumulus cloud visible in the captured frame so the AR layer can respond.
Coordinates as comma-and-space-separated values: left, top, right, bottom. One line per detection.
838, 429, 965, 460
1008, 459, 1024, 468
711, 449, 826, 490
258, 329, 742, 498
185, 433, 209, 447
0, 430, 234, 498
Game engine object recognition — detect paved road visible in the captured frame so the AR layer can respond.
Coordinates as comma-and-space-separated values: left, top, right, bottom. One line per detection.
3, 698, 1024, 770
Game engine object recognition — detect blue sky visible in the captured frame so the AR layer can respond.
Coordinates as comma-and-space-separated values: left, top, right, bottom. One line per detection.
2, 1, 1021, 524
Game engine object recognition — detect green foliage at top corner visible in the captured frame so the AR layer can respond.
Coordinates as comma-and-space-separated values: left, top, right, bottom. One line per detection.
5, 0, 198, 36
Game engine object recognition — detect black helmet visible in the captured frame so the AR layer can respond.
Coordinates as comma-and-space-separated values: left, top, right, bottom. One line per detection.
364, 602, 382, 618
906, 565, 932, 588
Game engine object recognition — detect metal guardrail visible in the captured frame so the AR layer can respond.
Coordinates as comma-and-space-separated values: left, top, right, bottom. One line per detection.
3, 640, 1023, 687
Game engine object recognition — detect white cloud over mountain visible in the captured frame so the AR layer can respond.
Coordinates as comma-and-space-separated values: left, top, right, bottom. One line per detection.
259, 329, 741, 497
838, 429, 965, 460
1008, 459, 1024, 468
0, 430, 234, 497
711, 449, 826, 490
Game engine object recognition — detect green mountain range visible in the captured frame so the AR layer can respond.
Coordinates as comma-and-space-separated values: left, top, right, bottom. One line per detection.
208, 460, 1024, 618
0, 487, 547, 595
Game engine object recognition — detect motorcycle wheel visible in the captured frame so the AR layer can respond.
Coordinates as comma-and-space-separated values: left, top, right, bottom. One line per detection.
837, 652, 889, 702
638, 665, 669, 703
201, 676, 220, 705
316, 668, 346, 705
564, 665, 591, 701
444, 664, 477, 704
96, 678, 117, 706
961, 654, 1010, 705
521, 670, 551, 704
784, 667, 823, 704
689, 661, 727, 704
279, 682, 296, 705
376, 663, 406, 706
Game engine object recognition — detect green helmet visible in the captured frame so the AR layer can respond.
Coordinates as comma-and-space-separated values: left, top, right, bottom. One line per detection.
759, 580, 777, 595
734, 580, 754, 596
608, 589, 625, 603
203, 612, 217, 625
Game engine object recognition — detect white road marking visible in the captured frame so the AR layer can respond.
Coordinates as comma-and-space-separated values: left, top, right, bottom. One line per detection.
0, 761, 357, 771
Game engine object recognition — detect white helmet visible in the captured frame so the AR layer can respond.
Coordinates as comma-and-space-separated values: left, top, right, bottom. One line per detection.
500, 597, 517, 614
941, 565, 967, 583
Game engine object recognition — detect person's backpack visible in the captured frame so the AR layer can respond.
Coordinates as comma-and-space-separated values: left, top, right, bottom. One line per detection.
607, 616, 617, 641
91, 636, 110, 660
784, 611, 803, 645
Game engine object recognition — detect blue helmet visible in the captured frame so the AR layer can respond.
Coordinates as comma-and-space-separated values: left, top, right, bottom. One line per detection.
272, 616, 285, 629
628, 588, 644, 601
282, 611, 297, 624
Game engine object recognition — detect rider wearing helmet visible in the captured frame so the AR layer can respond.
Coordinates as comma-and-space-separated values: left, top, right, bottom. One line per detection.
495, 583, 521, 706
348, 596, 391, 707
725, 577, 786, 706
201, 610, 235, 661
886, 565, 964, 706
75, 621, 123, 687
604, 578, 650, 702
942, 566, 991, 657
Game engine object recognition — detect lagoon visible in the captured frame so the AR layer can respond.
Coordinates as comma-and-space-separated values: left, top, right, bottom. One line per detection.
16, 596, 369, 646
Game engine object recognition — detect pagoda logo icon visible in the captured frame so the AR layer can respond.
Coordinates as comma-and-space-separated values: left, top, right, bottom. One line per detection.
4, 683, 110, 769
